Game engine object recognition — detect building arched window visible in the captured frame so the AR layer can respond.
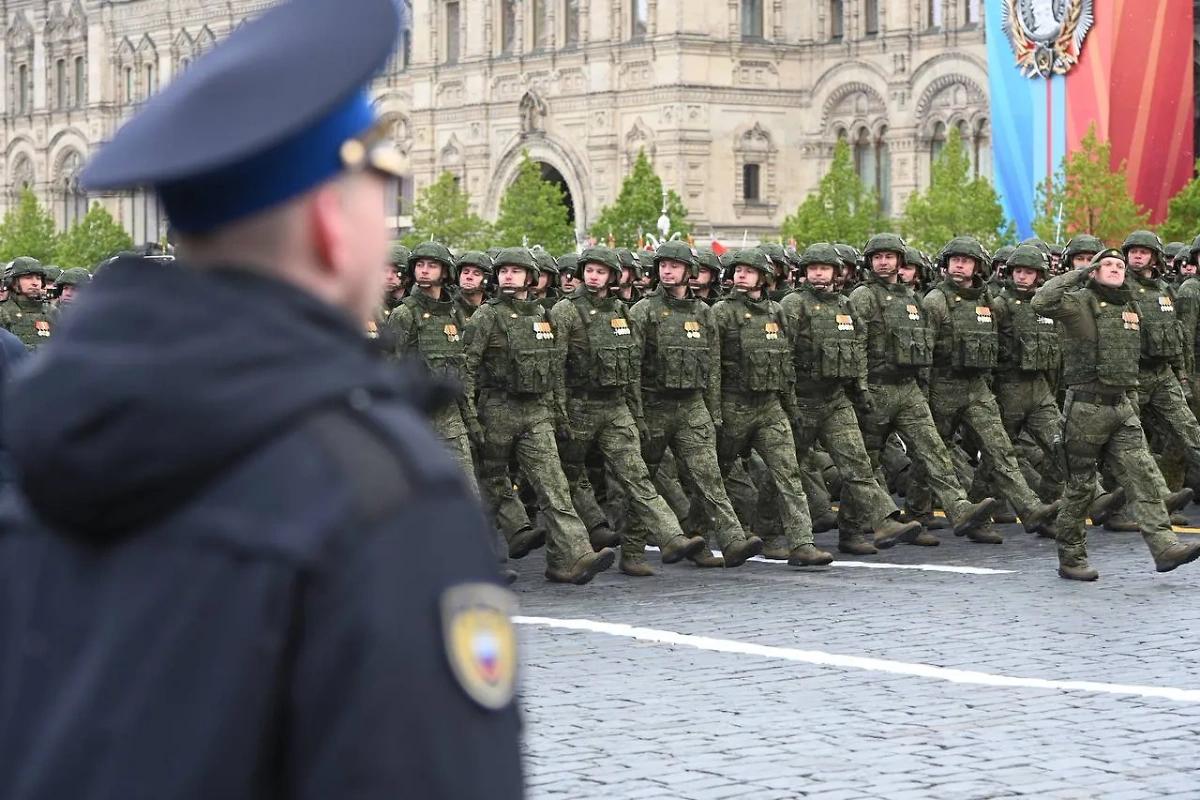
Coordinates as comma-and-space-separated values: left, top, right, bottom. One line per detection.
632, 0, 648, 38
864, 0, 879, 36
500, 0, 516, 53
854, 126, 892, 214
830, 0, 844, 39
564, 0, 580, 45
56, 150, 88, 230
74, 56, 85, 106
928, 0, 943, 28
144, 62, 156, 96
18, 64, 30, 113
530, 0, 548, 49
741, 0, 764, 39
55, 59, 66, 109
124, 65, 134, 102
971, 119, 991, 177
445, 1, 461, 62
930, 121, 946, 163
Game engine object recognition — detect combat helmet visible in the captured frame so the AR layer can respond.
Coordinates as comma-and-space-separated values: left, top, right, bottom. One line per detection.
1019, 237, 1052, 255
56, 266, 94, 286
1005, 244, 1049, 276
408, 240, 458, 284
556, 252, 579, 277
575, 246, 622, 287
5, 256, 45, 291
1121, 230, 1165, 270
992, 245, 1015, 271
694, 247, 723, 286
1063, 234, 1105, 265
723, 247, 771, 285
797, 243, 842, 282
389, 243, 411, 270
455, 250, 494, 277
652, 240, 699, 280
616, 248, 644, 282
1186, 233, 1200, 266
938, 235, 990, 276
1165, 241, 1188, 265
759, 242, 788, 276
531, 247, 560, 278
42, 266, 63, 284
862, 233, 907, 266
492, 246, 538, 283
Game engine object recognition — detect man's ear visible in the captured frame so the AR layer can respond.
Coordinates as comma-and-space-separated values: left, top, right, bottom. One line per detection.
308, 183, 346, 274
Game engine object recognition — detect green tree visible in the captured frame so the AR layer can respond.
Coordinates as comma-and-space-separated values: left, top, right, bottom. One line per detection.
901, 126, 1015, 254
401, 171, 491, 250
780, 138, 882, 249
492, 152, 577, 252
590, 150, 691, 248
1030, 123, 1150, 246
0, 187, 59, 263
1159, 160, 1200, 243
54, 202, 134, 268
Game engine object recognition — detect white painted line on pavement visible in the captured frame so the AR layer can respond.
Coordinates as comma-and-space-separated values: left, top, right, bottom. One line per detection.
514, 616, 1200, 704
646, 547, 1016, 575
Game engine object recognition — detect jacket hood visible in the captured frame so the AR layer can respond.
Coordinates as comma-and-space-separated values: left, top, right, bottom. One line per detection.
3, 257, 429, 541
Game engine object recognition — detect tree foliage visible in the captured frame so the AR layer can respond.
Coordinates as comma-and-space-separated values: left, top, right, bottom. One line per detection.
780, 138, 882, 250
0, 187, 59, 263
54, 202, 134, 268
590, 150, 690, 247
492, 152, 577, 252
1030, 123, 1149, 246
901, 126, 1015, 254
1159, 160, 1200, 244
401, 171, 492, 250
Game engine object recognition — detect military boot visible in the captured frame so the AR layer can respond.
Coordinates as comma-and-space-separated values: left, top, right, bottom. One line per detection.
1154, 541, 1200, 573
759, 535, 791, 561
660, 534, 706, 564
811, 508, 838, 533
1058, 563, 1100, 581
1088, 488, 1126, 526
502, 568, 519, 585
967, 526, 1004, 545
508, 526, 547, 559
1020, 500, 1062, 534
1170, 513, 1190, 527
910, 531, 941, 546
619, 552, 656, 577
900, 510, 950, 530
872, 516, 922, 550
1103, 512, 1141, 533
951, 498, 997, 537
1165, 488, 1194, 514
991, 499, 1018, 525
689, 550, 726, 568
839, 532, 879, 555
787, 543, 834, 567
546, 548, 617, 584
1057, 542, 1097, 581
721, 535, 763, 568
588, 523, 621, 551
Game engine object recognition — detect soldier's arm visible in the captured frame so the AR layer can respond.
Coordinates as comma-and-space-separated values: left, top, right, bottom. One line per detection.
706, 304, 728, 426
460, 304, 495, 403
848, 286, 878, 337
547, 302, 574, 426
617, 300, 645, 425
384, 304, 414, 360
1031, 268, 1089, 328
1177, 283, 1200, 376
920, 287, 950, 333
777, 308, 800, 422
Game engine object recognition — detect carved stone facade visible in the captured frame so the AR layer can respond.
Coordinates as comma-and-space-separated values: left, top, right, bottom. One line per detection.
1, 0, 989, 243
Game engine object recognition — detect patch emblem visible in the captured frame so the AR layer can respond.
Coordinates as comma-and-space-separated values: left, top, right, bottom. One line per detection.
1159, 296, 1174, 313
441, 583, 518, 711
611, 317, 631, 336
684, 320, 702, 339
975, 305, 993, 324
1037, 315, 1054, 325
34, 320, 50, 337
364, 319, 378, 339
835, 314, 854, 331
1122, 311, 1140, 331
534, 321, 554, 341
764, 322, 780, 340
906, 304, 921, 321
444, 323, 460, 342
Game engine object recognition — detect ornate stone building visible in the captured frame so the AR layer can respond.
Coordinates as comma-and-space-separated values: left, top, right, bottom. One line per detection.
1, 0, 989, 243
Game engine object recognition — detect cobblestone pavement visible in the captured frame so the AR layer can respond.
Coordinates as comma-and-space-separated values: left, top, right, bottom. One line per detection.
507, 505, 1200, 799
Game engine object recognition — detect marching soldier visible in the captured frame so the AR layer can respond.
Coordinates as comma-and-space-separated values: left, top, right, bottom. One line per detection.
0, 257, 53, 350
848, 233, 996, 541
454, 250, 492, 319
1032, 249, 1200, 580
551, 245, 707, 575
461, 247, 616, 584
780, 243, 923, 553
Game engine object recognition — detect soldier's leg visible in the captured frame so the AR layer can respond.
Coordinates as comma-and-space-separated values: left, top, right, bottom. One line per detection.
654, 448, 692, 521
817, 395, 899, 531
961, 385, 1050, 528
476, 395, 536, 547
670, 407, 751, 551
558, 400, 613, 540
514, 416, 596, 572
1144, 373, 1200, 472
800, 448, 837, 528
749, 404, 828, 563
879, 433, 912, 495
718, 400, 759, 527
1104, 411, 1182, 562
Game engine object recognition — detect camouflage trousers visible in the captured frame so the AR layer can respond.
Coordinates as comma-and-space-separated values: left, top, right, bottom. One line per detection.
430, 403, 479, 499
1135, 363, 1200, 472
906, 374, 1042, 519
637, 391, 745, 549
970, 373, 1063, 504
1057, 392, 1179, 567
717, 391, 813, 548
476, 390, 592, 570
558, 392, 685, 556
859, 377, 972, 521
793, 387, 898, 532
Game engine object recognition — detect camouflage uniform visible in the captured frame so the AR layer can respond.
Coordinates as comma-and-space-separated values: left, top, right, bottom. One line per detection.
462, 247, 615, 583
628, 241, 763, 569
1032, 253, 1200, 579
0, 258, 53, 350
780, 243, 921, 553
551, 246, 704, 576
848, 234, 995, 539
971, 245, 1065, 506
907, 237, 1058, 542
1173, 234, 1200, 490
713, 249, 831, 566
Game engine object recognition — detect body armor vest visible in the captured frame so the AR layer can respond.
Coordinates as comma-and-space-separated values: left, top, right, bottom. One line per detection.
721, 295, 794, 392
403, 292, 467, 382
1003, 289, 1060, 372
482, 297, 557, 394
1061, 286, 1142, 388
932, 283, 998, 371
641, 292, 712, 391
793, 289, 866, 381
1132, 278, 1183, 362
869, 283, 934, 368
2, 297, 51, 349
564, 293, 640, 390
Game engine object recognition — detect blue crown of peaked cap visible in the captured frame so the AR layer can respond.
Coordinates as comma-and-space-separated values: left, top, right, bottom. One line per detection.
80, 0, 404, 234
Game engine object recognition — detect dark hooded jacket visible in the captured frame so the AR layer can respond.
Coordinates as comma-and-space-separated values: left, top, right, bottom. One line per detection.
0, 258, 522, 799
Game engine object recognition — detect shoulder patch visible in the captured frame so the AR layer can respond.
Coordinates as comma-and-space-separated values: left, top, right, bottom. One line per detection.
441, 582, 518, 711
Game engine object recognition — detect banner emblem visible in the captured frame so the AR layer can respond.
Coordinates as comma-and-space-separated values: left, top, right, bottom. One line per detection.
1001, 0, 1094, 78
